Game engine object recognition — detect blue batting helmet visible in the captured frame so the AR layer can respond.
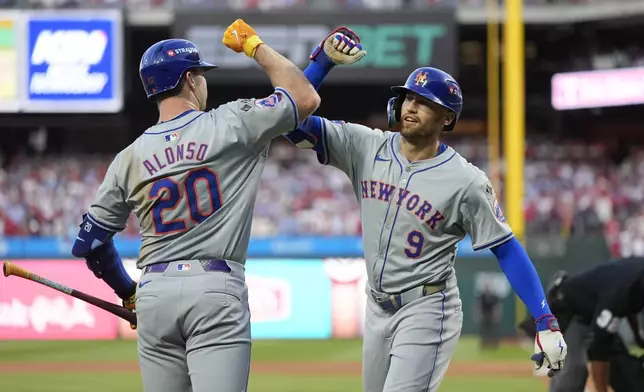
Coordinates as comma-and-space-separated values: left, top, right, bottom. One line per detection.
387, 67, 463, 131
139, 39, 218, 100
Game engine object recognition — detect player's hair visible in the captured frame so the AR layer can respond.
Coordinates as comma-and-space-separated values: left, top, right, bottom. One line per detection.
154, 74, 187, 104
154, 68, 205, 104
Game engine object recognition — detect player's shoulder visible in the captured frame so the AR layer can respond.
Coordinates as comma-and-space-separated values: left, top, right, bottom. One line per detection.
331, 119, 390, 141
450, 149, 487, 179
447, 148, 492, 191
139, 110, 212, 138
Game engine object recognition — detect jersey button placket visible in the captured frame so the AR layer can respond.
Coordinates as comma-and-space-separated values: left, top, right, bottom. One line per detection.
375, 167, 404, 286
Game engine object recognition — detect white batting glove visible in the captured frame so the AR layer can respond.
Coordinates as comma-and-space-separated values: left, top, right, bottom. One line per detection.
532, 316, 567, 377
310, 26, 367, 66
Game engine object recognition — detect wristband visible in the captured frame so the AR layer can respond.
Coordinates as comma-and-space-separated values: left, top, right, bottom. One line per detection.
243, 35, 264, 58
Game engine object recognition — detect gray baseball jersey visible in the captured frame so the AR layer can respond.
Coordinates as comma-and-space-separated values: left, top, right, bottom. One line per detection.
87, 88, 298, 269
315, 118, 514, 294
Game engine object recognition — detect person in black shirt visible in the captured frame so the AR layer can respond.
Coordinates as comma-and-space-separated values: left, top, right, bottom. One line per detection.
518, 257, 644, 392
475, 283, 503, 350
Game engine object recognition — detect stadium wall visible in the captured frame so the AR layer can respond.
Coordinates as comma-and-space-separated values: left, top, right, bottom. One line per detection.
0, 236, 611, 341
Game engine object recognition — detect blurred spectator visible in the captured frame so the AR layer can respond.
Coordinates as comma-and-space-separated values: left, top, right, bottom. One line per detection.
3, 136, 644, 246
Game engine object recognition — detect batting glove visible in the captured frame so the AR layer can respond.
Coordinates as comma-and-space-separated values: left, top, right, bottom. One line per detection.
310, 26, 367, 67
222, 19, 264, 58
532, 315, 567, 377
122, 281, 137, 330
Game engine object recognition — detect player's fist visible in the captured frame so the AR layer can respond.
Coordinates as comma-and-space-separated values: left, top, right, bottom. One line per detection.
532, 316, 567, 377
222, 19, 264, 58
310, 26, 366, 67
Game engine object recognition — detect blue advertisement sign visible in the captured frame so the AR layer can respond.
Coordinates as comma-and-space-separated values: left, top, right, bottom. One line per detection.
23, 10, 123, 112
0, 236, 488, 259
245, 259, 332, 339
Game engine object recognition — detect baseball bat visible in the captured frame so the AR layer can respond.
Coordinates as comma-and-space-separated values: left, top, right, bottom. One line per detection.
2, 261, 137, 326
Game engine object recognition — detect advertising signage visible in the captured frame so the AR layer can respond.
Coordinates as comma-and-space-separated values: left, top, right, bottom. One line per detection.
23, 10, 123, 113
0, 10, 123, 113
173, 10, 457, 84
552, 67, 644, 111
0, 11, 21, 113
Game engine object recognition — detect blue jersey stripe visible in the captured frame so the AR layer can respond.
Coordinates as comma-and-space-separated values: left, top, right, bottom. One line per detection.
425, 289, 447, 392
472, 231, 514, 251
275, 87, 299, 129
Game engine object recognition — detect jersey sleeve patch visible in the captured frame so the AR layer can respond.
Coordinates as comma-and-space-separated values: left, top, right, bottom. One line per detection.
493, 199, 506, 223
254, 93, 283, 109
482, 180, 507, 224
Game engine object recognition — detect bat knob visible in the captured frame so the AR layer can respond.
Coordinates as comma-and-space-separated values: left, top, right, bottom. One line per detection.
3, 261, 11, 277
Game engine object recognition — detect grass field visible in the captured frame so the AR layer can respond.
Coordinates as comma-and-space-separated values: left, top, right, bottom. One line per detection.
0, 337, 548, 392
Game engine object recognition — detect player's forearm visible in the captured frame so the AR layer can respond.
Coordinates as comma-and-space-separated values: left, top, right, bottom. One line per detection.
491, 238, 553, 325
254, 44, 320, 118
86, 240, 136, 300
281, 60, 333, 148
589, 361, 610, 392
71, 214, 135, 299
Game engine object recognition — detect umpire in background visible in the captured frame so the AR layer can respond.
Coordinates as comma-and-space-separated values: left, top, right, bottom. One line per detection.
519, 257, 644, 392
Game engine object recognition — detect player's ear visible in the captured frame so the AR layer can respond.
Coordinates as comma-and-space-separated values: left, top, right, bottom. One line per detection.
185, 71, 196, 91
444, 113, 455, 126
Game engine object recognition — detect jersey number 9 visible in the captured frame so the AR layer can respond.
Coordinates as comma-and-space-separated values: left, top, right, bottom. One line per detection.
148, 167, 223, 235
404, 230, 424, 258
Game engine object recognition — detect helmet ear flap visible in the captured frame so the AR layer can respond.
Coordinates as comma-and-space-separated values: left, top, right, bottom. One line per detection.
387, 95, 404, 129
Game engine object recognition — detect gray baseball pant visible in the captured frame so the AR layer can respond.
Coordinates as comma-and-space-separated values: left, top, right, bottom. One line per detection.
135, 259, 251, 392
362, 274, 464, 392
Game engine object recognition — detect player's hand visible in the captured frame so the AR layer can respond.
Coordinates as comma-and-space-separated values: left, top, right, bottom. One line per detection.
121, 281, 137, 330
532, 315, 567, 377
310, 26, 366, 67
222, 19, 264, 58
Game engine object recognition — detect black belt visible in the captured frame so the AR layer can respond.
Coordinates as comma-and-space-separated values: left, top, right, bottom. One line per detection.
371, 281, 446, 313
144, 259, 231, 274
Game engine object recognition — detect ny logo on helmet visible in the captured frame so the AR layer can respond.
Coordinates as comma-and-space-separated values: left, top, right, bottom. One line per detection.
414, 71, 428, 87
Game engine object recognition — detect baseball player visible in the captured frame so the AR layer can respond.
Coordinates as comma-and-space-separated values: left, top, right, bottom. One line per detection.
70, 19, 323, 392
285, 30, 568, 391
519, 258, 644, 392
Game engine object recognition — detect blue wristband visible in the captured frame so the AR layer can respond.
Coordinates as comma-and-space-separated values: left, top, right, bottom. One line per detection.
305, 47, 335, 90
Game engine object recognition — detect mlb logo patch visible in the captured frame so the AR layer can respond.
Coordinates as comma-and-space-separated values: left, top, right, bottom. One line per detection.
254, 93, 282, 109
493, 200, 506, 223
165, 132, 179, 143
177, 263, 191, 271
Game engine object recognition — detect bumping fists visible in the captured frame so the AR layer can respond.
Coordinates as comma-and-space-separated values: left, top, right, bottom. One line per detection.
222, 19, 264, 59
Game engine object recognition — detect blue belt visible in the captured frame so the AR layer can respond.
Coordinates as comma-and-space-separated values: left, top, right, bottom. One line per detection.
144, 259, 231, 274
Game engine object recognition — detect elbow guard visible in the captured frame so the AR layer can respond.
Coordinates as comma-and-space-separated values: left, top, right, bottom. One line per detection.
71, 213, 115, 258
284, 116, 323, 149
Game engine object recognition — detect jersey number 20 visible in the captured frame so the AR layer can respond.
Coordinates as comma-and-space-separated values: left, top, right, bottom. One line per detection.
148, 168, 223, 235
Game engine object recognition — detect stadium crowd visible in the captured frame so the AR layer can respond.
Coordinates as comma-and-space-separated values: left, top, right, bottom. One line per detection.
1, 136, 644, 258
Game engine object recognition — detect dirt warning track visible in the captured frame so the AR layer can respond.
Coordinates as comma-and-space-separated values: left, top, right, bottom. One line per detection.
0, 361, 537, 378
